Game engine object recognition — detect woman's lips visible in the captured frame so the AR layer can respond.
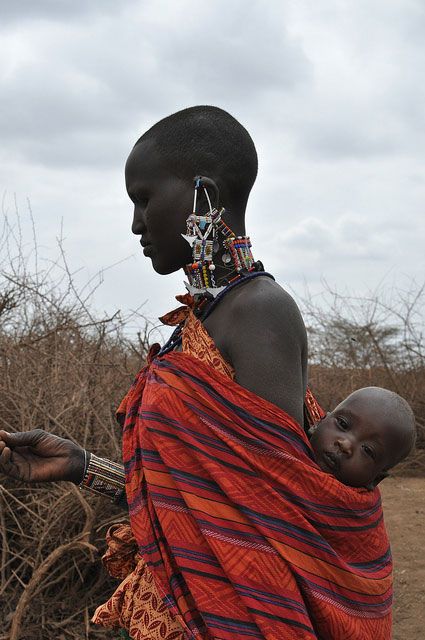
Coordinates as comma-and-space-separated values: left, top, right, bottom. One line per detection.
140, 238, 153, 256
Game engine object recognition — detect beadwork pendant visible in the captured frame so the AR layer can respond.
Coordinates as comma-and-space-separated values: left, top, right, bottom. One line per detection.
181, 233, 196, 247
184, 281, 226, 298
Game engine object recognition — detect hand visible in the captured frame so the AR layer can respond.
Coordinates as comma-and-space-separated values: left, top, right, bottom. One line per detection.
0, 429, 86, 484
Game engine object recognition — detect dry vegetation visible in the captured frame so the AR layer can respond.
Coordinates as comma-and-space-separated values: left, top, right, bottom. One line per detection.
303, 282, 425, 470
0, 212, 424, 638
0, 212, 147, 639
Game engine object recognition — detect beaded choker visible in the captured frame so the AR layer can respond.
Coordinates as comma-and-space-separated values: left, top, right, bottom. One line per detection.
158, 270, 273, 357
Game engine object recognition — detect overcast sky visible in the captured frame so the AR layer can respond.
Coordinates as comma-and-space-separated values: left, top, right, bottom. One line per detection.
1, 0, 424, 335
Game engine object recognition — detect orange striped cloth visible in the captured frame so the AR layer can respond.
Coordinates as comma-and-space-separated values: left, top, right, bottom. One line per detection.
94, 301, 392, 639
93, 302, 234, 639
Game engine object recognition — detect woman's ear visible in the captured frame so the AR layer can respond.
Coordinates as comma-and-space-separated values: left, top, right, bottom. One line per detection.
193, 175, 220, 210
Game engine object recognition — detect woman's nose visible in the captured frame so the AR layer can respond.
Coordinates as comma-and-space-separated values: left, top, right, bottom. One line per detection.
336, 437, 353, 457
132, 206, 146, 235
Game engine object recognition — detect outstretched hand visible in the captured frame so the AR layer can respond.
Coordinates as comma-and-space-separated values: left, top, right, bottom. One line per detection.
0, 429, 86, 484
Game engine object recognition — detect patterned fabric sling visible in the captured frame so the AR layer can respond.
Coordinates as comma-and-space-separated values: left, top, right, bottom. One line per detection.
93, 298, 236, 639
93, 296, 392, 640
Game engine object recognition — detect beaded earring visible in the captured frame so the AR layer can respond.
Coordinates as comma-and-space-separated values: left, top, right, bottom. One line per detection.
182, 177, 257, 299
216, 216, 254, 273
182, 177, 227, 298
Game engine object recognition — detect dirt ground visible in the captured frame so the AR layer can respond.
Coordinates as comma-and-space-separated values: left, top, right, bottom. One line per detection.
380, 476, 425, 639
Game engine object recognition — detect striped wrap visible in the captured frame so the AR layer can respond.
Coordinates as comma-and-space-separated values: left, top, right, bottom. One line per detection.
121, 351, 392, 640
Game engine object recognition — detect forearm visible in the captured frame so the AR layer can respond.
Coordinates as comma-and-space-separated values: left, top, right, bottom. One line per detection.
79, 452, 128, 511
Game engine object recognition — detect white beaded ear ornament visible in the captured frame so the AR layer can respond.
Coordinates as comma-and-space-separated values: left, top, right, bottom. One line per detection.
182, 176, 256, 299
182, 177, 226, 298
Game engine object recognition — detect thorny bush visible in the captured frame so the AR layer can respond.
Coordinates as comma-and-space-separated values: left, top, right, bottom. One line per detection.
0, 210, 423, 638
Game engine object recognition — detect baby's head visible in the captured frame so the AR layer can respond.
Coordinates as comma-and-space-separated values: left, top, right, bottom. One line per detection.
309, 387, 416, 488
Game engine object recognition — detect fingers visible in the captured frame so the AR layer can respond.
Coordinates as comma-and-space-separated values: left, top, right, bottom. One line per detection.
0, 444, 21, 481
0, 440, 10, 463
0, 429, 44, 448
0, 430, 15, 445
0, 444, 12, 464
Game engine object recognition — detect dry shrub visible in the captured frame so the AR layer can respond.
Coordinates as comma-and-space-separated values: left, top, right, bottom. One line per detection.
302, 282, 425, 474
0, 207, 424, 637
0, 210, 149, 639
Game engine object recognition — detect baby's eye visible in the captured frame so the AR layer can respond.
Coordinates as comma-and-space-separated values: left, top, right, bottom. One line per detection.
363, 445, 376, 460
336, 416, 348, 430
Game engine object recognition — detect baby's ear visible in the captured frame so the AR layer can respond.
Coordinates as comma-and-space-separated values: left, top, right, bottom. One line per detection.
307, 425, 317, 437
308, 415, 327, 437
368, 471, 390, 489
308, 422, 321, 437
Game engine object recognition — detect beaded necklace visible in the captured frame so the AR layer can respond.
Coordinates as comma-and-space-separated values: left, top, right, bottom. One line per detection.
158, 270, 274, 357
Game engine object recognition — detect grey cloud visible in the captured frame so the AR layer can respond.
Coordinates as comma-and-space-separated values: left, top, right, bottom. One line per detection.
278, 1, 425, 159
297, 112, 404, 159
0, 0, 311, 168
0, 0, 129, 25
0, 0, 424, 323
276, 215, 395, 262
145, 2, 312, 101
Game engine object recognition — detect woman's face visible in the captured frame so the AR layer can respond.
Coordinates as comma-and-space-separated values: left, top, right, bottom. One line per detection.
125, 139, 193, 275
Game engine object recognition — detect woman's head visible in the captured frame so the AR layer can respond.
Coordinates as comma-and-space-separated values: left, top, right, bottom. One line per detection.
310, 387, 416, 488
125, 106, 258, 274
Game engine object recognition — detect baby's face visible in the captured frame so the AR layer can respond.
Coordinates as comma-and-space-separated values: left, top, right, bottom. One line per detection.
309, 390, 404, 488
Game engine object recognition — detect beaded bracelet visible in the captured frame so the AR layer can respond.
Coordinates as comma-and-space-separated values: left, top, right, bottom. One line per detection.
79, 452, 126, 504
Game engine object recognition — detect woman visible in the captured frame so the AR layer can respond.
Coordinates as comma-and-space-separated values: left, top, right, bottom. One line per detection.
0, 106, 392, 639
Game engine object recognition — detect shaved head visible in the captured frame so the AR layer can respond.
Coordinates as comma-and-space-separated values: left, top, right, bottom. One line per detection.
134, 105, 258, 214
339, 387, 417, 467
310, 386, 416, 488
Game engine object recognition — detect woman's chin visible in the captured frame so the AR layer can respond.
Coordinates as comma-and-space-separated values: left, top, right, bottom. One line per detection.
150, 256, 184, 276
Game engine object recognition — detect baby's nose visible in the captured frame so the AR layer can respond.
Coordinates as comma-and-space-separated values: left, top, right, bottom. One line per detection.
336, 437, 353, 456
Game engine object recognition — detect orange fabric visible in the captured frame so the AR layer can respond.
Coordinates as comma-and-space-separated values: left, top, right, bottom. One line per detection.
93, 297, 341, 640
116, 295, 234, 426
161, 293, 235, 379
119, 352, 391, 639
93, 298, 233, 639
93, 524, 185, 639
181, 308, 235, 379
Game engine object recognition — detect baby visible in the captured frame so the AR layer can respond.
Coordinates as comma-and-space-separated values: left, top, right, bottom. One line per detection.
309, 386, 416, 489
